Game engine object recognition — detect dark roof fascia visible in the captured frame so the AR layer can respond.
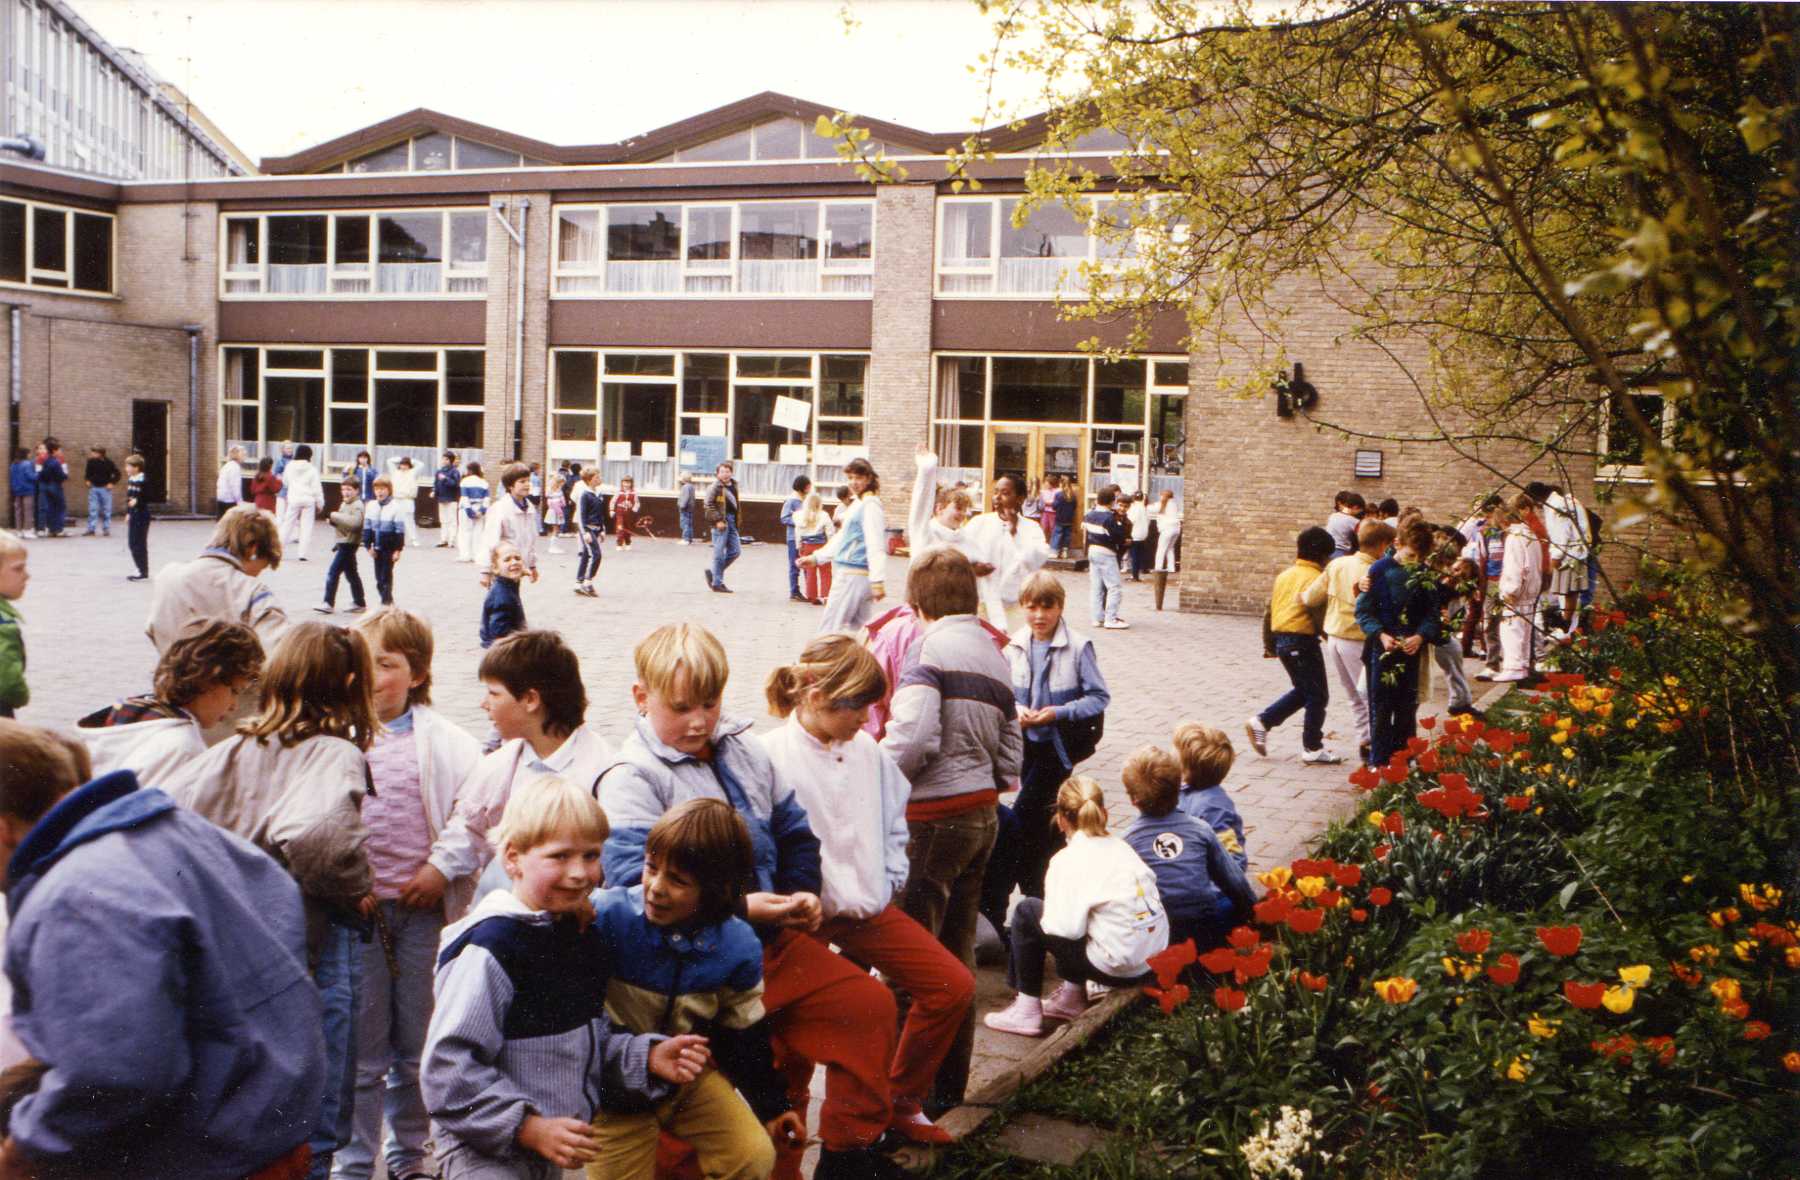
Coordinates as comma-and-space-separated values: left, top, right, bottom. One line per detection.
259, 108, 571, 174
1, 161, 124, 208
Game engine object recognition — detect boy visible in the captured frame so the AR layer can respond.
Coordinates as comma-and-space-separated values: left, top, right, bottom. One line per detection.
1247, 526, 1340, 764
1356, 519, 1441, 765
481, 463, 540, 588
781, 475, 811, 603
0, 532, 26, 718
146, 504, 287, 654
124, 453, 152, 580
83, 445, 120, 537
415, 630, 614, 920
1171, 722, 1248, 870
574, 466, 608, 597
676, 473, 696, 545
1126, 491, 1150, 581
704, 462, 740, 594
1308, 519, 1393, 764
433, 451, 462, 548
35, 440, 67, 538
8, 448, 35, 534
1120, 745, 1256, 951
364, 474, 408, 606
1081, 484, 1130, 629
422, 777, 708, 1179
0, 721, 324, 1180
588, 799, 801, 1179
76, 620, 262, 790
482, 542, 528, 648
318, 476, 368, 615
1325, 490, 1366, 558
338, 608, 482, 1180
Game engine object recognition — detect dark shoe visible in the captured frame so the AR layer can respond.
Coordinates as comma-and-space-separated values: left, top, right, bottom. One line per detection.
127, 573, 149, 582
704, 569, 714, 590
815, 1147, 905, 1180
790, 594, 808, 603
1359, 742, 1371, 763
713, 583, 734, 594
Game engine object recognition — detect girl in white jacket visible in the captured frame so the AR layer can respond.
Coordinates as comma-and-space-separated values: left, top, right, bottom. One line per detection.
986, 777, 1168, 1038
279, 444, 325, 559
1492, 495, 1545, 683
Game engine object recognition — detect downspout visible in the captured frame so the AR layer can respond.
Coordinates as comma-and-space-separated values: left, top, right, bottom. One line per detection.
490, 199, 528, 461
8, 306, 20, 475
185, 325, 200, 512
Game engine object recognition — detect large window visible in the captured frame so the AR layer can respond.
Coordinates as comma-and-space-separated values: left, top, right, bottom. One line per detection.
0, 197, 113, 294
936, 195, 1171, 297
219, 346, 486, 471
549, 350, 869, 496
667, 117, 858, 163
335, 133, 533, 173
554, 200, 874, 296
220, 210, 487, 297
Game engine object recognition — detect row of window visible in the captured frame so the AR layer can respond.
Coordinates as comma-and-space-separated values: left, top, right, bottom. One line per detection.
0, 196, 113, 293
317, 132, 541, 175
222, 210, 489, 297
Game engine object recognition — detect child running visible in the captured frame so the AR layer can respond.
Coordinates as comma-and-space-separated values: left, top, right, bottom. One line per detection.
984, 777, 1168, 1037
1172, 722, 1248, 870
1119, 745, 1255, 951
762, 635, 975, 1147
423, 776, 709, 1179
574, 465, 607, 597
318, 476, 368, 615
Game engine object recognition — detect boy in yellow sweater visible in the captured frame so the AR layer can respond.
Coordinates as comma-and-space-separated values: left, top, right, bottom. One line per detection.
1303, 519, 1394, 765
1246, 527, 1340, 764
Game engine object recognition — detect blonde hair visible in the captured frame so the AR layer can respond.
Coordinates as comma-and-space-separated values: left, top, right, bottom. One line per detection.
1122, 745, 1182, 817
0, 531, 24, 561
765, 633, 886, 718
494, 774, 609, 860
580, 465, 599, 481
239, 622, 379, 750
634, 623, 730, 704
796, 492, 828, 532
372, 474, 393, 491
934, 485, 974, 513
126, 453, 145, 471
1018, 570, 1065, 609
354, 607, 434, 706
1055, 776, 1109, 837
208, 504, 283, 568
1173, 722, 1235, 789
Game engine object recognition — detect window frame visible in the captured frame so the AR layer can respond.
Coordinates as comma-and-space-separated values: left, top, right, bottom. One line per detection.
1597, 389, 1678, 482
217, 208, 489, 300
0, 195, 116, 297
936, 193, 1175, 300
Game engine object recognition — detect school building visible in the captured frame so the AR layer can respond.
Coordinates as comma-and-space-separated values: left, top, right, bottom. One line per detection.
2, 3, 1624, 611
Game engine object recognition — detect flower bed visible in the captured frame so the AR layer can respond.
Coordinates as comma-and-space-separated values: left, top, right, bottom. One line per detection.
939, 574, 1797, 1179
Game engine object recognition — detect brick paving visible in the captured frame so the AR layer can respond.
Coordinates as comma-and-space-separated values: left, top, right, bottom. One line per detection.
11, 519, 1474, 1173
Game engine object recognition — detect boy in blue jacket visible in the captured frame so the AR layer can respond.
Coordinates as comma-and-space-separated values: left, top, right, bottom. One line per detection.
1355, 519, 1441, 767
7, 449, 34, 534
0, 722, 325, 1180
480, 543, 528, 649
1172, 722, 1248, 871
1120, 744, 1255, 952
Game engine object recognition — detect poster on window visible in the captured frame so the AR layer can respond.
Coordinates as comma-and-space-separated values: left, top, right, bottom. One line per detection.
1112, 452, 1142, 496
772, 395, 812, 433
679, 434, 729, 474
604, 441, 633, 460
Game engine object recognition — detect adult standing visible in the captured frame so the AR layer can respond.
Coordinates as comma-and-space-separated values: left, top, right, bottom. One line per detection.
82, 447, 120, 538
431, 450, 461, 548
703, 461, 741, 594
214, 446, 246, 519
279, 445, 324, 561
960, 473, 1050, 633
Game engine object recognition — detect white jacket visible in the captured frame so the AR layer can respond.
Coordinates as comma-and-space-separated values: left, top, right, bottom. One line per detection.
214, 460, 243, 504
1041, 830, 1169, 978
961, 510, 1050, 623
1499, 523, 1544, 605
1543, 490, 1591, 566
282, 458, 323, 506
388, 461, 419, 501
77, 714, 206, 792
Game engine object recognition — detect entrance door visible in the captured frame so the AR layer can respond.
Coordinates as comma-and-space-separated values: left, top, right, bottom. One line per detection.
987, 426, 1085, 513
130, 401, 169, 503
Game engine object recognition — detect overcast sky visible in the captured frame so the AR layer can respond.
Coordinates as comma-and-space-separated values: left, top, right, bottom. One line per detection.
71, 0, 1049, 164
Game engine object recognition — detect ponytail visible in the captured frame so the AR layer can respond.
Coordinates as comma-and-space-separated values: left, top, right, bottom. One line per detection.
1055, 775, 1109, 837
764, 634, 886, 719
764, 665, 809, 717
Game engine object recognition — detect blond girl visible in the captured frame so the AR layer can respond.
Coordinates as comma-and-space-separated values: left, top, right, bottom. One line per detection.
794, 491, 835, 604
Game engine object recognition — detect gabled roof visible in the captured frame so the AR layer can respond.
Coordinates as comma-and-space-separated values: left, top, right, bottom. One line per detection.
259, 91, 1066, 175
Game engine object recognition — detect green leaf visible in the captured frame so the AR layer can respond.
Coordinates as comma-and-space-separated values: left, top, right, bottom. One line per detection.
1558, 880, 1581, 911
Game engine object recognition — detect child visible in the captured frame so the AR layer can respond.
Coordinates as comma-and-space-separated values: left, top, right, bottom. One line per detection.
1081, 484, 1130, 629
906, 447, 977, 559
391, 455, 421, 549
318, 477, 368, 615
612, 475, 640, 551
352, 450, 377, 502
280, 444, 324, 559
1489, 495, 1544, 684
558, 460, 579, 536
762, 636, 975, 1147
1308, 519, 1391, 764
527, 460, 545, 522
1325, 490, 1366, 558
542, 465, 566, 553
780, 474, 811, 602
146, 504, 287, 653
703, 462, 741, 594
1051, 474, 1077, 557
1126, 491, 1150, 581
587, 798, 801, 1178
482, 542, 528, 648
984, 777, 1168, 1037
1429, 540, 1479, 715
1246, 526, 1340, 763
250, 456, 282, 517
363, 474, 408, 606
0, 531, 28, 718
77, 620, 263, 789
1172, 722, 1248, 870
9, 447, 36, 533
124, 453, 151, 580
420, 630, 615, 919
0, 721, 325, 1180
422, 777, 707, 1179
961, 473, 1049, 629
173, 622, 380, 1179
987, 571, 1110, 939
805, 458, 885, 632
481, 463, 540, 588
337, 608, 483, 1180
794, 490, 834, 605
1355, 519, 1442, 765
676, 473, 696, 544
35, 440, 67, 538
433, 451, 462, 548
1120, 745, 1255, 951
574, 465, 607, 597
598, 624, 904, 1180
213, 444, 245, 518
457, 460, 490, 563
82, 445, 119, 537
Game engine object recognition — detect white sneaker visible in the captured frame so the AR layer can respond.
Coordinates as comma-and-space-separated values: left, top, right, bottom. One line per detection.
1043, 981, 1089, 1022
1301, 747, 1344, 764
1490, 669, 1528, 682
1245, 718, 1269, 756
1103, 619, 1131, 630
983, 995, 1044, 1037
312, 604, 334, 614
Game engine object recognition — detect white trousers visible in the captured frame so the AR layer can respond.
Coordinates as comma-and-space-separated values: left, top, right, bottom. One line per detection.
818, 571, 874, 635
437, 502, 459, 546
399, 501, 419, 547
1327, 634, 1370, 744
455, 512, 482, 562
1500, 595, 1538, 673
1154, 526, 1181, 572
1433, 635, 1474, 709
282, 498, 318, 556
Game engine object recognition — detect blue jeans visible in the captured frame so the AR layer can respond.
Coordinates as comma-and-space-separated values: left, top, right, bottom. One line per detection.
324, 543, 365, 608
309, 919, 365, 1180
711, 522, 741, 587
36, 486, 64, 534
1088, 548, 1122, 623
1259, 633, 1329, 752
1365, 640, 1422, 767
1051, 523, 1072, 552
577, 527, 603, 582
337, 902, 442, 1180
680, 506, 694, 542
86, 487, 112, 534
786, 535, 801, 597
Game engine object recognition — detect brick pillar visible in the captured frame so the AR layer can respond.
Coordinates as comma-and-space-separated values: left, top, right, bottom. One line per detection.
865, 183, 935, 522
483, 192, 552, 471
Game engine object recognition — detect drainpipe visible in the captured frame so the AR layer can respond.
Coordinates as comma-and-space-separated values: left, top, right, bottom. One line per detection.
490, 199, 529, 461
8, 306, 20, 472
185, 325, 201, 512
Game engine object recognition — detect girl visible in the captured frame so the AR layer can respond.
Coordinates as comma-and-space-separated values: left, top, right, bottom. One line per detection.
351, 450, 377, 502
761, 636, 975, 1147
456, 460, 489, 563
145, 504, 287, 654
249, 456, 282, 518
280, 444, 325, 559
984, 777, 1168, 1037
543, 465, 567, 554
172, 622, 381, 1179
1153, 488, 1182, 573
612, 475, 640, 550
1039, 475, 1059, 544
1022, 476, 1044, 531
804, 458, 886, 634
794, 490, 834, 604
574, 464, 607, 597
1490, 495, 1544, 683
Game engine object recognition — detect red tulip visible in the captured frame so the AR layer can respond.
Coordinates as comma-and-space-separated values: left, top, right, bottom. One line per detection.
1743, 1020, 1772, 1041
1486, 952, 1521, 986
1213, 986, 1247, 1012
1416, 750, 1441, 774
1504, 794, 1531, 812
1198, 946, 1238, 975
1349, 766, 1381, 791
1285, 907, 1325, 934
1297, 970, 1329, 992
1419, 715, 1437, 730
1234, 945, 1274, 983
1146, 983, 1190, 1015
1455, 929, 1493, 955
1381, 812, 1405, 834
1146, 939, 1198, 989
1253, 894, 1293, 925
1292, 858, 1335, 878
1563, 980, 1606, 1009
1226, 926, 1261, 949
1349, 907, 1369, 923
1373, 843, 1392, 861
1537, 925, 1583, 957
1368, 886, 1393, 907
1381, 763, 1409, 785
1332, 864, 1363, 887
1406, 737, 1430, 756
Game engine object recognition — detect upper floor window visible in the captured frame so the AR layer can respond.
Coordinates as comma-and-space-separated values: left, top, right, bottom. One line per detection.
0, 197, 114, 295
553, 200, 873, 297
666, 118, 870, 163
221, 209, 487, 298
332, 134, 534, 173
936, 194, 1178, 297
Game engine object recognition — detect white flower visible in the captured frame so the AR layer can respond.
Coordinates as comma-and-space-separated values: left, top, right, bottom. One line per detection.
1240, 1105, 1325, 1180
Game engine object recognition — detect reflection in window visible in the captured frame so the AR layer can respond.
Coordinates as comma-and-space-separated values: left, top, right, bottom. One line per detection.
738, 203, 818, 294
606, 206, 681, 293
268, 215, 327, 293
412, 133, 452, 171
0, 202, 25, 284
348, 141, 410, 173
378, 213, 443, 294
820, 356, 866, 417
999, 198, 1086, 295
31, 207, 65, 277
72, 213, 111, 292
991, 357, 1086, 422
266, 377, 325, 445
554, 353, 599, 411
1092, 360, 1146, 425
682, 354, 729, 414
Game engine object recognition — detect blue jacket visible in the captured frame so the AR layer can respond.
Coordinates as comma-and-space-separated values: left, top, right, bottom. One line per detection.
37, 456, 65, 488
1122, 809, 1256, 928
433, 464, 462, 501
9, 460, 35, 496
1175, 782, 1247, 870
1355, 555, 1441, 642
479, 577, 525, 648
591, 886, 789, 1120
362, 496, 409, 553
3, 772, 324, 1180
598, 714, 822, 906
1004, 620, 1110, 771
1053, 490, 1077, 526
354, 465, 377, 502
1082, 507, 1127, 556
779, 495, 803, 542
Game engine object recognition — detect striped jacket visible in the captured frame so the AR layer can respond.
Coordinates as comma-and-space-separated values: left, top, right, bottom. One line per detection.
880, 613, 1023, 813
592, 885, 789, 1120
362, 496, 409, 552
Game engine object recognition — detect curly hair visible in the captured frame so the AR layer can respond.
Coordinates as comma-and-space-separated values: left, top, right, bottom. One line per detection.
154, 621, 264, 709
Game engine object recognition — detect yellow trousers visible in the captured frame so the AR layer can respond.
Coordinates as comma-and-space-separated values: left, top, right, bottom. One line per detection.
587, 1068, 775, 1180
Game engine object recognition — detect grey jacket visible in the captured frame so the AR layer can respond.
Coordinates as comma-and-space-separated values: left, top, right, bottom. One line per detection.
880, 614, 1023, 805
329, 497, 365, 546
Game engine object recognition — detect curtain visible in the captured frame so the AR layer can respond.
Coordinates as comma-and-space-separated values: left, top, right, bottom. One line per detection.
376, 263, 443, 294
268, 264, 327, 294
933, 358, 962, 458
605, 261, 681, 293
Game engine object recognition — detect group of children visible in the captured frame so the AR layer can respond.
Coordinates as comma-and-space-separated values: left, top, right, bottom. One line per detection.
8, 440, 152, 578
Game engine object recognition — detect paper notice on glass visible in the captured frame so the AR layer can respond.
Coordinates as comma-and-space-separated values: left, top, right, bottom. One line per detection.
772, 395, 812, 433
641, 441, 669, 461
699, 416, 728, 437
778, 443, 809, 464
741, 443, 770, 464
1112, 452, 1142, 496
604, 440, 633, 461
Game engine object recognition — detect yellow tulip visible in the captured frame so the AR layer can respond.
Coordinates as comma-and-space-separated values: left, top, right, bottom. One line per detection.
1367, 811, 1386, 829
1295, 875, 1326, 899
1549, 731, 1569, 745
1734, 940, 1758, 961
1617, 964, 1651, 988
1372, 976, 1418, 1004
1601, 985, 1637, 1014
1258, 866, 1292, 890
1506, 1055, 1531, 1081
1527, 1015, 1561, 1039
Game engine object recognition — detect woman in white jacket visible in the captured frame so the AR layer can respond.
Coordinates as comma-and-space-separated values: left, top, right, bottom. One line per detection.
1491, 495, 1545, 683
279, 443, 325, 559
1152, 488, 1183, 573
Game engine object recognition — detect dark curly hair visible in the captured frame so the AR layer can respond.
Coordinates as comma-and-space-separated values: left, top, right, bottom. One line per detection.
154, 621, 265, 709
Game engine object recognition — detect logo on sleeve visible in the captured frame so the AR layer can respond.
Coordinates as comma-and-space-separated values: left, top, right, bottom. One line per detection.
1151, 832, 1185, 860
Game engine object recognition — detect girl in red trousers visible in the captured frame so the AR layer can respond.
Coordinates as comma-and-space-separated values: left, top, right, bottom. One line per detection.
612, 475, 640, 550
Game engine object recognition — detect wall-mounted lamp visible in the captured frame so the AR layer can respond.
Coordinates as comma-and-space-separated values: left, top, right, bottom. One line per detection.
1273, 362, 1318, 417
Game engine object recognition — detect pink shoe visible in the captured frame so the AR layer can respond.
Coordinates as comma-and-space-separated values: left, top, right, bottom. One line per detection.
1043, 981, 1089, 1022
983, 994, 1045, 1037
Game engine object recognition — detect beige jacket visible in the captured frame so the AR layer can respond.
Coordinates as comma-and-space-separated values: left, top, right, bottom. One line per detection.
145, 551, 287, 654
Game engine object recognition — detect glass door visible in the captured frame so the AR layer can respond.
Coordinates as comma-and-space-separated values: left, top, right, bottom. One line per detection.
987, 427, 1088, 522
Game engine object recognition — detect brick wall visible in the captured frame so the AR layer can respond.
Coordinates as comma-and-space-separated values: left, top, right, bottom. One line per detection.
483, 193, 551, 472
865, 184, 936, 522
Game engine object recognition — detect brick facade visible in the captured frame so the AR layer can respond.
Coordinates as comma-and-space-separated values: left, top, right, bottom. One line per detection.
866, 184, 937, 525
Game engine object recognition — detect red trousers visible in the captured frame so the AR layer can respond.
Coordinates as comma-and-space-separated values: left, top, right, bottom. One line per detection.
799, 541, 831, 602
